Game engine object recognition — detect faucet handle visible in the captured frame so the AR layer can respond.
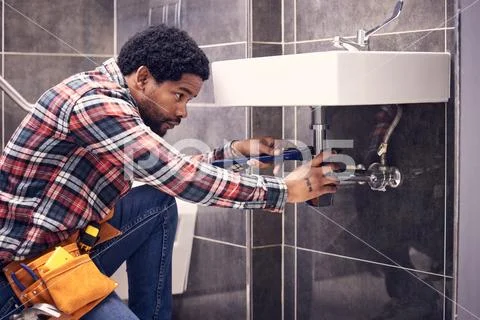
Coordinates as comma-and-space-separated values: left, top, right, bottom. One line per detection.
364, 0, 404, 39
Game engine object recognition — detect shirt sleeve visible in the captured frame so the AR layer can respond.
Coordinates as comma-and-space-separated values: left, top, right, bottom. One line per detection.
69, 91, 287, 212
188, 140, 248, 172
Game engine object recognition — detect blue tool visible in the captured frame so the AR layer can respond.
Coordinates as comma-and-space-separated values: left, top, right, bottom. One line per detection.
211, 147, 314, 168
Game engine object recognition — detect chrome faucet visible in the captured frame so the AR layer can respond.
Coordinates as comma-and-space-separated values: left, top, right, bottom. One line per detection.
333, 0, 404, 51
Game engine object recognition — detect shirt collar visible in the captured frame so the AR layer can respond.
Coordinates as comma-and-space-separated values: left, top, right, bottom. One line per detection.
98, 58, 128, 88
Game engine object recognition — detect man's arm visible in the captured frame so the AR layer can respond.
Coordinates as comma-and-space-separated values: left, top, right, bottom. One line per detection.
69, 93, 287, 212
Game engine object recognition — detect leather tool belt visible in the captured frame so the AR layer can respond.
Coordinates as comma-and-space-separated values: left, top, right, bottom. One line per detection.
2, 210, 122, 320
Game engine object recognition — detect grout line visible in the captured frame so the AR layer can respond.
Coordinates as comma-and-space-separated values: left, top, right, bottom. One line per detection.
293, 2, 297, 318
443, 3, 448, 319
286, 245, 455, 279
193, 235, 247, 249
287, 27, 456, 46
199, 41, 247, 49
1, 0, 4, 150
252, 244, 282, 250
114, 0, 117, 55
2, 51, 113, 58
452, 0, 460, 315
246, 1, 253, 318
281, 3, 285, 318
251, 41, 283, 45
444, 102, 449, 320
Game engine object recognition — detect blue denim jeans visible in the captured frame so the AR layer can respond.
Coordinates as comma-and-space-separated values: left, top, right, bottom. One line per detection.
0, 185, 178, 320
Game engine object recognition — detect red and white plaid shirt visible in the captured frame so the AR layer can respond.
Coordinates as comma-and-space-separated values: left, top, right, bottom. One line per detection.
0, 58, 287, 263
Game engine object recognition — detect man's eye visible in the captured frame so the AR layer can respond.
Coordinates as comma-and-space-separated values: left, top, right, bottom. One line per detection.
175, 93, 183, 101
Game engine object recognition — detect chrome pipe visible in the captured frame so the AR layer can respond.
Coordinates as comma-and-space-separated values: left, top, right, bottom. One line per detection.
0, 75, 33, 112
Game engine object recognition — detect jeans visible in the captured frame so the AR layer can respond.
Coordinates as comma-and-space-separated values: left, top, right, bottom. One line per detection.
0, 185, 178, 320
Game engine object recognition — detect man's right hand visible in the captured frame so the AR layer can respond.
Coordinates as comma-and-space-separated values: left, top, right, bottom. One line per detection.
284, 151, 339, 203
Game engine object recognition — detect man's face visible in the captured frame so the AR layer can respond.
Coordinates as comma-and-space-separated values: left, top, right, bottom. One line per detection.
134, 73, 203, 137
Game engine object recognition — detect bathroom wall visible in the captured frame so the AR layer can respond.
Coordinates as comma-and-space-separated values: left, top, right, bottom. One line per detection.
0, 1, 458, 320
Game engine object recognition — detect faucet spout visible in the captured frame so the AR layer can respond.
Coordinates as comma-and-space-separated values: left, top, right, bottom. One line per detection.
332, 0, 404, 51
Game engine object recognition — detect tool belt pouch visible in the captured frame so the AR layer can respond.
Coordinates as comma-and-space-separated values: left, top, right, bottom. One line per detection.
4, 243, 117, 317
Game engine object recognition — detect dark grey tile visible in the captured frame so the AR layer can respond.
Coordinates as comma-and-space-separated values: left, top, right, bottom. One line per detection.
296, 0, 446, 42
296, 105, 449, 274
252, 43, 282, 57
193, 206, 246, 246
369, 30, 447, 52
173, 289, 246, 320
2, 55, 105, 145
3, 96, 29, 148
4, 55, 106, 102
284, 43, 296, 55
251, 107, 283, 138
447, 0, 457, 28
252, 246, 282, 320
196, 44, 246, 104
252, 0, 282, 42
284, 246, 295, 320
173, 239, 247, 320
284, 0, 295, 43
184, 238, 246, 293
252, 209, 282, 246
284, 204, 295, 246
163, 106, 247, 153
295, 40, 337, 54
297, 250, 446, 320
181, 0, 246, 46
117, 0, 150, 51
4, 0, 114, 54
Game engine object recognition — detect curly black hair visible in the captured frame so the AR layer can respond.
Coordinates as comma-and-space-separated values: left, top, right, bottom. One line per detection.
117, 24, 210, 82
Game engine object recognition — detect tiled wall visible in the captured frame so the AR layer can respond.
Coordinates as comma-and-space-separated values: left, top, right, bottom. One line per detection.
0, 1, 457, 320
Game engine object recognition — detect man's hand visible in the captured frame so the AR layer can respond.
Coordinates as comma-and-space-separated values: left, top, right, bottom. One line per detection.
284, 151, 339, 203
231, 137, 285, 169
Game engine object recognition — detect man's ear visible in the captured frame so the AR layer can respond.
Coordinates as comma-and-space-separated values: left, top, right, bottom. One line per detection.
135, 66, 151, 90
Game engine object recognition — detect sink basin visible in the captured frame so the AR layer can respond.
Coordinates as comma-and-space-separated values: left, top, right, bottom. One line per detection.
212, 51, 451, 106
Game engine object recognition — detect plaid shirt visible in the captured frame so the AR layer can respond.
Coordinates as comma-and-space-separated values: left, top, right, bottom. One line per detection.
0, 58, 287, 263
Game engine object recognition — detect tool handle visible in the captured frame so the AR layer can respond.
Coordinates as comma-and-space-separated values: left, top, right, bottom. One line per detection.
211, 147, 313, 168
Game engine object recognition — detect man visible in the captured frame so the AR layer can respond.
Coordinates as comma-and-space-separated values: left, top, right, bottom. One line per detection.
0, 25, 338, 319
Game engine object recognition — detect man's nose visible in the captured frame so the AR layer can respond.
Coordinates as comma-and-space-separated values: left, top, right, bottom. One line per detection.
176, 103, 188, 118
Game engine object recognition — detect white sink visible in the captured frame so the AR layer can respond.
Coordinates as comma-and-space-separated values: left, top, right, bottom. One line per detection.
212, 51, 451, 106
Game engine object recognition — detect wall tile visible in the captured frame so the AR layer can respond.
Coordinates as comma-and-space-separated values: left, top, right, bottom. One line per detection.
4, 55, 106, 102
296, 0, 446, 42
297, 250, 446, 320
2, 55, 106, 144
252, 0, 282, 42
284, 204, 295, 246
447, 0, 457, 28
284, 246, 295, 320
284, 0, 295, 43
181, 0, 246, 46
252, 246, 282, 320
193, 206, 246, 246
163, 106, 247, 152
296, 105, 448, 275
253, 210, 282, 246
4, 0, 113, 54
252, 43, 282, 57
184, 238, 246, 293
173, 239, 247, 320
369, 30, 447, 52
295, 40, 337, 53
117, 0, 150, 51
2, 96, 28, 149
